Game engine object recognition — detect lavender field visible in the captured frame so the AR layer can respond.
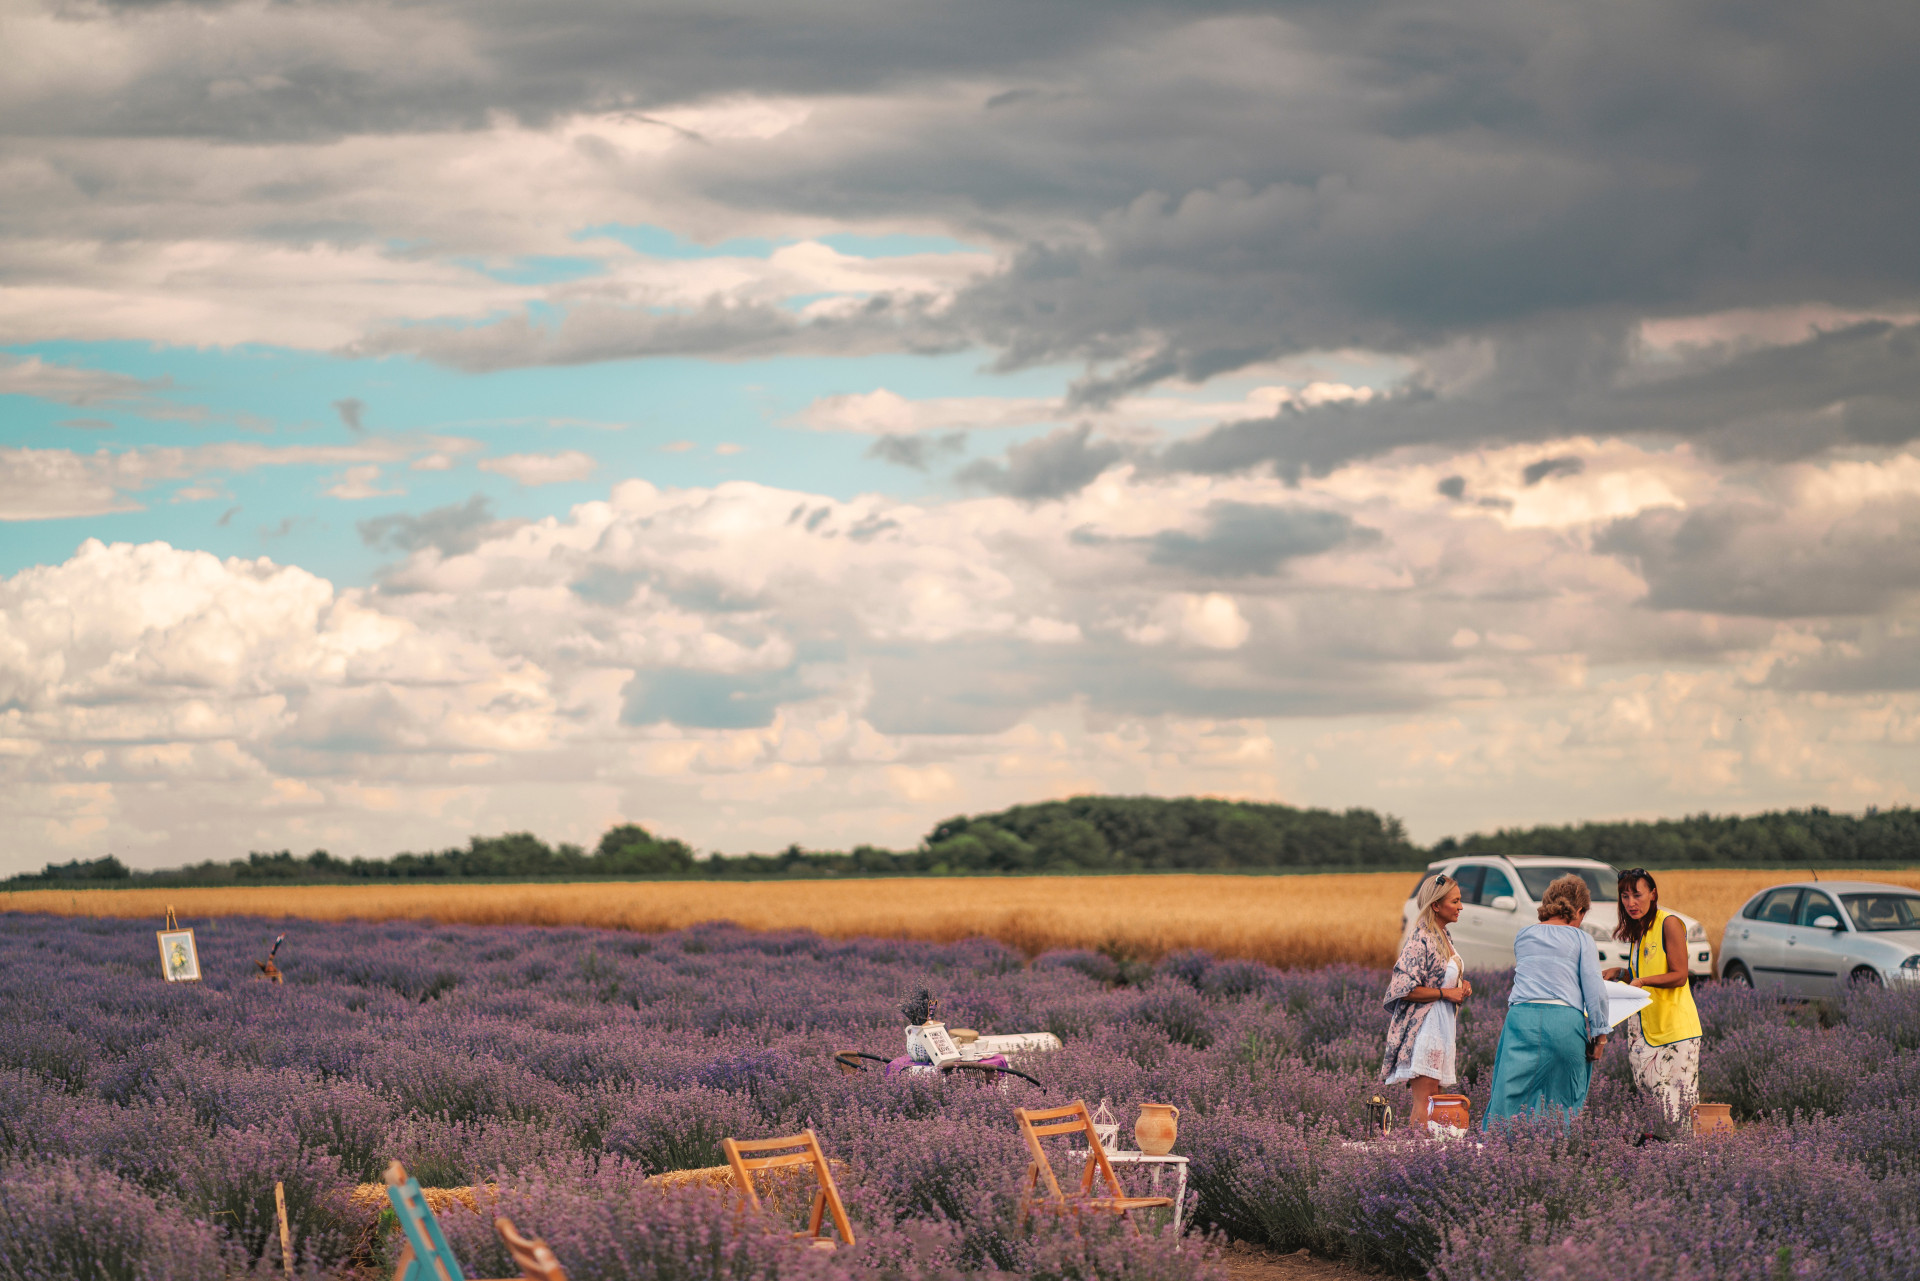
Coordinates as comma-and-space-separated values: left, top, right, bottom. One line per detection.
2, 913, 1918, 1281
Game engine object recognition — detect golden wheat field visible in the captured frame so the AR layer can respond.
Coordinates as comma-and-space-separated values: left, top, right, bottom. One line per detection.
9, 868, 1919, 968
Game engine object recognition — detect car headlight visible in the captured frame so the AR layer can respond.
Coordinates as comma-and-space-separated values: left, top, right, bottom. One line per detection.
1687, 921, 1707, 942
1902, 955, 1920, 971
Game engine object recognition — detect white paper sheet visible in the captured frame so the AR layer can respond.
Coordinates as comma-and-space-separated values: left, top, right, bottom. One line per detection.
1603, 979, 1652, 1029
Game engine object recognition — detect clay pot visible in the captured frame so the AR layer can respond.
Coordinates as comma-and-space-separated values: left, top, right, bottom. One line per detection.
1692, 1102, 1734, 1139
1426, 1094, 1471, 1132
1134, 1103, 1180, 1155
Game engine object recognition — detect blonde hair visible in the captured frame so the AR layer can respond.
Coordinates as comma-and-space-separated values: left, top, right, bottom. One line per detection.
1537, 874, 1591, 923
1409, 873, 1458, 943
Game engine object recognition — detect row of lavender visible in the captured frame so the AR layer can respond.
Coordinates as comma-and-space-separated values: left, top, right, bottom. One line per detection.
1, 912, 1916, 1280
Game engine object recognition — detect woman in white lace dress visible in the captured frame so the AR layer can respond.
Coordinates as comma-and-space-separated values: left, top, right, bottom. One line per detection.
1381, 873, 1472, 1126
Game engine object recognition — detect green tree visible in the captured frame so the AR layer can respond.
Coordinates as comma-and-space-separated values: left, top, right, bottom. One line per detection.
595, 823, 695, 875
1216, 809, 1284, 867
1032, 817, 1112, 868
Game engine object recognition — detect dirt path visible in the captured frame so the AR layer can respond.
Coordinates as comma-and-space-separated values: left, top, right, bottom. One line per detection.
1222, 1240, 1376, 1281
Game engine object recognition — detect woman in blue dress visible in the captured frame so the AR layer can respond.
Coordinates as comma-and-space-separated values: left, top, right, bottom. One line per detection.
1484, 874, 1612, 1124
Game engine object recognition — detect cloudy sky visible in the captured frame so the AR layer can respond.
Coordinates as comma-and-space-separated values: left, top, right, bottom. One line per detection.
4, 0, 1918, 873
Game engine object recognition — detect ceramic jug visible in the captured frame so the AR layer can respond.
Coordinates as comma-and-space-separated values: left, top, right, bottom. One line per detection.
1691, 1102, 1734, 1138
1426, 1093, 1470, 1133
1135, 1103, 1179, 1155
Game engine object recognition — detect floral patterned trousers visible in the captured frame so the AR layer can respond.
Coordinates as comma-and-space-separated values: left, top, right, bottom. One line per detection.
1626, 1013, 1699, 1123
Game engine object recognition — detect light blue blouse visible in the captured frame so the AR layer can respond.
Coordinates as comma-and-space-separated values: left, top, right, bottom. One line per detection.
1508, 922, 1611, 1036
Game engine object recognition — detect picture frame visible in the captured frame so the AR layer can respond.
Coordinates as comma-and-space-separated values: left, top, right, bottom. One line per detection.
917, 1020, 962, 1068
157, 928, 201, 982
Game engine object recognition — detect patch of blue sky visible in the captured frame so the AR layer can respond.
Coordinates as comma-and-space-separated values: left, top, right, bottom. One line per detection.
573, 223, 781, 259
816, 232, 983, 258
454, 254, 607, 285
778, 292, 845, 314
2, 338, 1081, 585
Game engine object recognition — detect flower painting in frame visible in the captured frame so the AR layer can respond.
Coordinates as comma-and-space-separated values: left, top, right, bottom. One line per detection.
157, 927, 201, 982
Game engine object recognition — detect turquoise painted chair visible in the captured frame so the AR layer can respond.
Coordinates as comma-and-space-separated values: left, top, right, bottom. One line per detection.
383, 1162, 566, 1281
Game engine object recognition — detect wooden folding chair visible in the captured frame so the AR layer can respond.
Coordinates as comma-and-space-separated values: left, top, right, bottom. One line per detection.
383, 1162, 566, 1281
720, 1130, 856, 1249
1014, 1101, 1174, 1231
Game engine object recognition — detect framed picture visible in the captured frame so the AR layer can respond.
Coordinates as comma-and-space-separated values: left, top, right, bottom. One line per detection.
157, 928, 201, 982
917, 1021, 962, 1068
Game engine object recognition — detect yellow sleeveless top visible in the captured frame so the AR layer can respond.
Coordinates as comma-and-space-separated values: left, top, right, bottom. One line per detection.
1630, 908, 1703, 1046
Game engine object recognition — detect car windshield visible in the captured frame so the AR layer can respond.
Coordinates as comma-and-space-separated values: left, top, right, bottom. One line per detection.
1841, 894, 1920, 933
1515, 865, 1617, 902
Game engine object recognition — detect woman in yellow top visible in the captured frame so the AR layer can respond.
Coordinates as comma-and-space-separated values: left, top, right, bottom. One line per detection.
1603, 868, 1702, 1122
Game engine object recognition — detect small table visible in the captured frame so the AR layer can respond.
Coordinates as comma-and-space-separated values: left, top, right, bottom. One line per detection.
1071, 1150, 1190, 1237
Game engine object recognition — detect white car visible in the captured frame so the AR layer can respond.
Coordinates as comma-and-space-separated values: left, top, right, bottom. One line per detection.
1718, 881, 1920, 994
1401, 855, 1713, 976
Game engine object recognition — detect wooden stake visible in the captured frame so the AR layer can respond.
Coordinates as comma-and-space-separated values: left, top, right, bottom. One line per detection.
275, 1181, 293, 1278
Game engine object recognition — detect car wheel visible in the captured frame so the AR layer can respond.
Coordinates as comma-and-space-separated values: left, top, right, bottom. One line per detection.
1721, 960, 1753, 988
1849, 966, 1883, 989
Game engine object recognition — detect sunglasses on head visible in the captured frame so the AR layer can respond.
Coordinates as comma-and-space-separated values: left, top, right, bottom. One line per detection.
1619, 868, 1653, 885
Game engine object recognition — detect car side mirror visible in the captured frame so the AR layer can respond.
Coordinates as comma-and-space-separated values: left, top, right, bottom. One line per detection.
1813, 915, 1841, 931
1489, 895, 1517, 912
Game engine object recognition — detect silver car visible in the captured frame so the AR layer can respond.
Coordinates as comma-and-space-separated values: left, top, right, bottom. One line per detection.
1402, 855, 1713, 976
1719, 880, 1920, 993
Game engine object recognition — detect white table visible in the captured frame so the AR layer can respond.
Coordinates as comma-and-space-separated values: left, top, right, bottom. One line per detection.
1070, 1150, 1190, 1237
961, 1032, 1063, 1057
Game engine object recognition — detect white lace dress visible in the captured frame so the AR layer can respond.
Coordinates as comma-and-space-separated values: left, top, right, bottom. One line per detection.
1386, 958, 1459, 1086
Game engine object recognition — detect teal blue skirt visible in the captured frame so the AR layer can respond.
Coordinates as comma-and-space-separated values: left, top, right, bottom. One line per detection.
1484, 1003, 1591, 1125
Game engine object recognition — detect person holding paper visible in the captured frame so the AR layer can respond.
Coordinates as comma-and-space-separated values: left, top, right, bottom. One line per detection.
1484, 874, 1612, 1125
1604, 869, 1702, 1123
1381, 873, 1472, 1127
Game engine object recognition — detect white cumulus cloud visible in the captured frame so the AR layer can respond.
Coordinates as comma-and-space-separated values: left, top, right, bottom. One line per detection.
3, 440, 1918, 873
477, 450, 599, 486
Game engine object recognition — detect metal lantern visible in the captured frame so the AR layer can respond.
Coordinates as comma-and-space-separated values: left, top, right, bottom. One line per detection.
1366, 1094, 1394, 1136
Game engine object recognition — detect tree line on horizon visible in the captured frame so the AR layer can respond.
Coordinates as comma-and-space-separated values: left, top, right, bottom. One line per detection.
7, 797, 1918, 888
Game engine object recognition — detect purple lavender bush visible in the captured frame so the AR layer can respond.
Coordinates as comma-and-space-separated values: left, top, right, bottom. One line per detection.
434, 1177, 857, 1281
0, 1157, 238, 1281
2, 908, 1916, 1280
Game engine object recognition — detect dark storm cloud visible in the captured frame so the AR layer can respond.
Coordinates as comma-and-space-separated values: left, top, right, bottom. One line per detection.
19, 0, 1920, 469
1595, 495, 1920, 620
1162, 319, 1920, 478
956, 423, 1121, 501
687, 0, 1920, 449
1146, 502, 1375, 576
28, 2, 1230, 141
